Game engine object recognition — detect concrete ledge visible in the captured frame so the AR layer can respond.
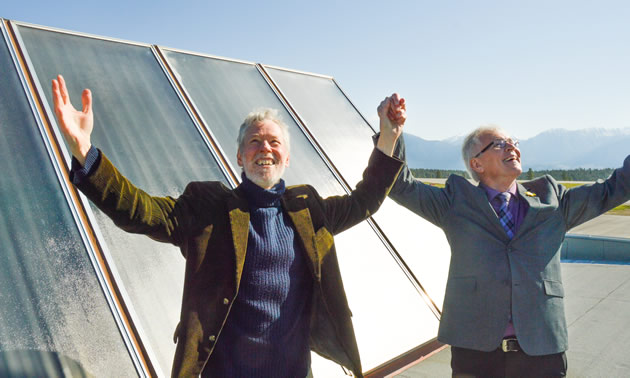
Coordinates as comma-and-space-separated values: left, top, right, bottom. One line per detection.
396, 263, 630, 377
562, 234, 630, 262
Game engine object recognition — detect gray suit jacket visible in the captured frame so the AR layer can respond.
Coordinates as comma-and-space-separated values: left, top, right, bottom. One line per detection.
389, 136, 630, 355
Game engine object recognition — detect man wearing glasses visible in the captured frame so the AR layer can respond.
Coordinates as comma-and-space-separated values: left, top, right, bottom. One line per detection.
380, 95, 630, 377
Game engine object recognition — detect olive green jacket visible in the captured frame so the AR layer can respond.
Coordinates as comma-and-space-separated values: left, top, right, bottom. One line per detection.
75, 148, 402, 377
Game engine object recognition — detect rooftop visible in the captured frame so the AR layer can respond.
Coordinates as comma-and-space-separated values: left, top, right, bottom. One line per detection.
393, 215, 630, 377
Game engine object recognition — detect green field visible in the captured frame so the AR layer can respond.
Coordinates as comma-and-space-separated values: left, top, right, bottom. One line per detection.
419, 181, 629, 216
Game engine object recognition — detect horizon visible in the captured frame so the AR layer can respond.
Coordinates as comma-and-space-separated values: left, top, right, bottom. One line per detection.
403, 126, 629, 171
408, 125, 630, 142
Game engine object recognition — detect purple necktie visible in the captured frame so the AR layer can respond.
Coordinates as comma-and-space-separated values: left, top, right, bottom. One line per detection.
497, 192, 515, 239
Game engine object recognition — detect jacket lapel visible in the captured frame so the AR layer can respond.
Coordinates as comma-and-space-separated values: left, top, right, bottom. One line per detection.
282, 194, 321, 281
473, 184, 511, 240
516, 183, 540, 237
227, 190, 250, 292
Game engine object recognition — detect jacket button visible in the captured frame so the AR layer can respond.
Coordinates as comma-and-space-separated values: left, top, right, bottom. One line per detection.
209, 335, 216, 342
223, 298, 229, 305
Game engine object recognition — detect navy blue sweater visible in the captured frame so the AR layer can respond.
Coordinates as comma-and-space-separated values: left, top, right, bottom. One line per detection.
72, 151, 314, 377
206, 175, 313, 377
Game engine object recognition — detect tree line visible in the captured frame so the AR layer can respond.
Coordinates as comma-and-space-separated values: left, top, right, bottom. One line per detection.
410, 167, 615, 181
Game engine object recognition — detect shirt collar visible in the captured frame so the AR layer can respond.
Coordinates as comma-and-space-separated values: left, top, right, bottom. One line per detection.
480, 182, 518, 203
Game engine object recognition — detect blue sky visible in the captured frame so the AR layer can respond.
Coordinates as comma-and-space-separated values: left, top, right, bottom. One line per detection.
4, 0, 629, 140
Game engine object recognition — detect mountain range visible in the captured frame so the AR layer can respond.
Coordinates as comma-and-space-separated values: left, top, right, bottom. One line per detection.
404, 128, 630, 170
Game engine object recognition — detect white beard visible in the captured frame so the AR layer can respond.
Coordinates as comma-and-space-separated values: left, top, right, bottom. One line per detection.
244, 163, 286, 189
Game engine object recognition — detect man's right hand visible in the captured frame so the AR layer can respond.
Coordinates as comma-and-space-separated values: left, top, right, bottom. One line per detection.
52, 75, 93, 166
376, 93, 406, 156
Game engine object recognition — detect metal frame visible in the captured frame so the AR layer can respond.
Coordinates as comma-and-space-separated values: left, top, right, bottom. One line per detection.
257, 64, 444, 373
262, 63, 334, 80
5, 19, 172, 377
155, 47, 350, 191
256, 64, 358, 191
1, 19, 151, 376
259, 64, 442, 316
330, 74, 444, 317
4, 16, 446, 375
331, 77, 378, 133
331, 75, 443, 316
157, 45, 256, 66
153, 46, 255, 186
256, 65, 359, 192
8, 19, 151, 47
254, 64, 353, 190
152, 46, 443, 375
152, 45, 239, 187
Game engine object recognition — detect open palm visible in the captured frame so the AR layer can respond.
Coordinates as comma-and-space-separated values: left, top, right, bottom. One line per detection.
52, 75, 93, 164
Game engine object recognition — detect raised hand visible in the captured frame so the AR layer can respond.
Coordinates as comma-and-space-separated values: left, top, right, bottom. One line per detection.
52, 75, 93, 165
376, 93, 406, 156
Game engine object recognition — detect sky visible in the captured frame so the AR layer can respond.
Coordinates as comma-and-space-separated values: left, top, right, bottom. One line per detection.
3, 0, 629, 141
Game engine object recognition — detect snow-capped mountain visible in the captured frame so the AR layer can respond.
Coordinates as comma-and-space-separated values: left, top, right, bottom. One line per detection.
404, 128, 630, 170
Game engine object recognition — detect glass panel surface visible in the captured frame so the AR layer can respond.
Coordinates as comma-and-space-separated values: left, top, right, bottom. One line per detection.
162, 50, 339, 195
17, 26, 229, 374
0, 32, 136, 376
266, 68, 451, 307
313, 224, 440, 374
165, 51, 439, 372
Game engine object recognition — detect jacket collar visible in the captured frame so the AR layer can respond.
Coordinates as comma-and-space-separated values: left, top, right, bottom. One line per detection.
473, 181, 539, 241
470, 183, 506, 239
227, 186, 250, 292
282, 192, 321, 281
515, 182, 540, 235
227, 185, 320, 292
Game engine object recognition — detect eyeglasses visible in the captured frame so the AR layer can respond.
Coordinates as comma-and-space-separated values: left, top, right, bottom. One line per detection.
474, 138, 519, 158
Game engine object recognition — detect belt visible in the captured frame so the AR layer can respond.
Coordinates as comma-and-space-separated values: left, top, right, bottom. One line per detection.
501, 338, 521, 352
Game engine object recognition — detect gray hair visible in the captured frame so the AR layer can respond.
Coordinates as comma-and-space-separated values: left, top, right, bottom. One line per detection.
237, 108, 290, 152
461, 124, 507, 182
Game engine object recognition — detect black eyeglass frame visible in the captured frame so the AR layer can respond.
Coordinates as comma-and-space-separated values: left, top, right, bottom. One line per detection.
473, 138, 519, 158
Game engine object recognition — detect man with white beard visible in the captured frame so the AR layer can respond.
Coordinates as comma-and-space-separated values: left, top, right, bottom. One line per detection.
52, 75, 406, 377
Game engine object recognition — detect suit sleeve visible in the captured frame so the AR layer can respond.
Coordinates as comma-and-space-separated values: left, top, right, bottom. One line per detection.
385, 134, 451, 227
561, 155, 630, 230
318, 147, 403, 235
73, 150, 193, 246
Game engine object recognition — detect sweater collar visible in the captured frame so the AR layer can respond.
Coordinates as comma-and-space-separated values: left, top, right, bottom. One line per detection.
240, 173, 286, 208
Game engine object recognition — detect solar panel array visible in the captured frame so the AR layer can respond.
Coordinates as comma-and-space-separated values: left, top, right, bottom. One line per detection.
0, 19, 450, 377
